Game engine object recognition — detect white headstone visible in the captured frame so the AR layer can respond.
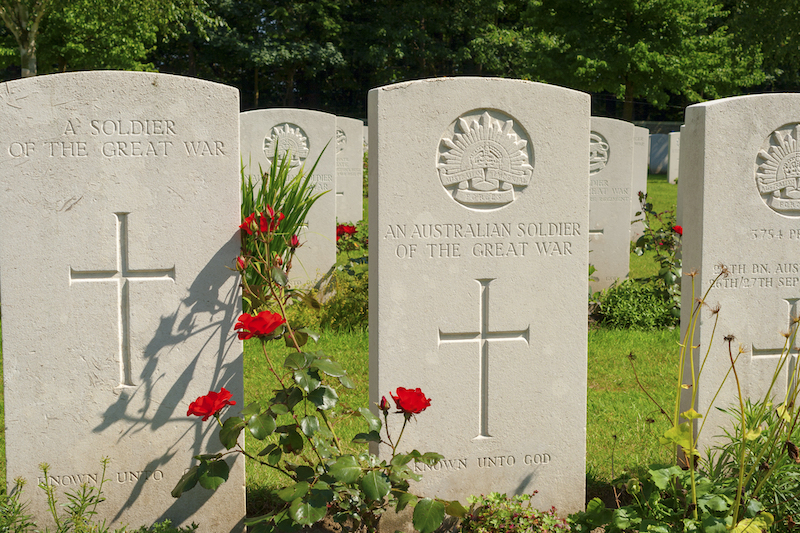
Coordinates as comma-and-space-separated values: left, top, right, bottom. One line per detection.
680, 94, 800, 450
335, 116, 364, 224
0, 72, 244, 531
631, 126, 649, 242
240, 109, 336, 285
649, 133, 668, 174
589, 117, 634, 291
668, 131, 681, 184
369, 77, 589, 516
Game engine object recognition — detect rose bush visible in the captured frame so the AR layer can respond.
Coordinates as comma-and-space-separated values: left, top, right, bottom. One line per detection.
173, 150, 462, 533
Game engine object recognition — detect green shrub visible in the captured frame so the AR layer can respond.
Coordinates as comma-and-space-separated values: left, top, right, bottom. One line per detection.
461, 492, 570, 533
597, 279, 677, 330
318, 262, 368, 331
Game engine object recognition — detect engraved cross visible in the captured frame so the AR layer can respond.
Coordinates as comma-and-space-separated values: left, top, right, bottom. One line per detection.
69, 212, 175, 387
751, 297, 800, 390
437, 278, 530, 439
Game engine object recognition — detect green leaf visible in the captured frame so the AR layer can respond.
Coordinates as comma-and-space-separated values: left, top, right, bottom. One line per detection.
198, 460, 229, 490
220, 417, 245, 450
680, 408, 703, 420
171, 465, 199, 497
289, 495, 327, 526
294, 369, 321, 393
358, 407, 382, 432
248, 413, 277, 440
272, 267, 289, 287
702, 515, 728, 533
280, 429, 304, 454
445, 500, 468, 518
611, 507, 640, 530
702, 495, 731, 512
300, 415, 320, 437
360, 470, 391, 500
284, 352, 312, 371
412, 498, 445, 533
257, 443, 282, 465
339, 375, 355, 389
295, 465, 315, 481
352, 431, 381, 444
311, 359, 346, 377
661, 422, 693, 450
329, 455, 361, 484
416, 452, 443, 465
240, 402, 261, 418
649, 466, 681, 490
745, 428, 762, 441
395, 492, 417, 512
308, 385, 338, 410
277, 481, 309, 502
581, 498, 613, 527
297, 327, 320, 342
271, 403, 289, 416
286, 328, 308, 349
732, 513, 774, 533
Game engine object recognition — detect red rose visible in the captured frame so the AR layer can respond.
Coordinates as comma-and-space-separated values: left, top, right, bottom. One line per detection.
379, 396, 391, 414
258, 206, 285, 233
337, 224, 356, 237
290, 235, 300, 248
187, 387, 236, 421
390, 387, 431, 415
236, 256, 247, 270
234, 310, 286, 340
672, 225, 683, 236
240, 213, 258, 235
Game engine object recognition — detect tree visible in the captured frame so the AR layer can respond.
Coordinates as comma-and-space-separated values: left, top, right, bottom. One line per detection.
525, 0, 765, 120
0, 0, 50, 76
0, 0, 213, 76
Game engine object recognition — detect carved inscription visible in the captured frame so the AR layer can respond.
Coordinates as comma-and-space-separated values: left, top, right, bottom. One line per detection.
590, 177, 630, 202
384, 221, 580, 259
311, 174, 334, 192
589, 132, 609, 174
710, 262, 800, 289
438, 110, 533, 209
264, 123, 309, 167
757, 123, 800, 214
38, 470, 164, 486
412, 454, 551, 473
4, 119, 225, 160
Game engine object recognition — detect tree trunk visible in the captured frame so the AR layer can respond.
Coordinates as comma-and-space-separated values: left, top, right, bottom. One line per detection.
622, 79, 635, 121
20, 40, 35, 76
0, 0, 50, 78
254, 66, 259, 108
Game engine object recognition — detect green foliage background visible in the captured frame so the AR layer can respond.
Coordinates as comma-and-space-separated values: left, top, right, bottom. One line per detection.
0, 0, 796, 120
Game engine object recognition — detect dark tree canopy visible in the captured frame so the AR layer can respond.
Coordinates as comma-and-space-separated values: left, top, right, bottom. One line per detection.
0, 0, 791, 120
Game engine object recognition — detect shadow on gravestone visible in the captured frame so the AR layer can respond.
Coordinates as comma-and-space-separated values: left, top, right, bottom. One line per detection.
90, 237, 243, 526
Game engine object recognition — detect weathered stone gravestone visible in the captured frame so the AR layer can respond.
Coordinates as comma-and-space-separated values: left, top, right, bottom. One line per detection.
668, 130, 681, 184
240, 109, 336, 285
589, 117, 634, 292
0, 72, 244, 531
631, 126, 649, 242
335, 116, 364, 223
680, 94, 800, 450
649, 133, 668, 173
369, 77, 589, 517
